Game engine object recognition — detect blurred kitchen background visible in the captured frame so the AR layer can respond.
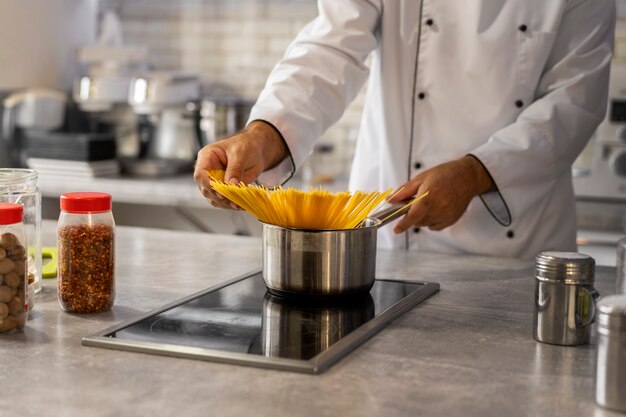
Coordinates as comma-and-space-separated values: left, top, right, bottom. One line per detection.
0, 0, 625, 265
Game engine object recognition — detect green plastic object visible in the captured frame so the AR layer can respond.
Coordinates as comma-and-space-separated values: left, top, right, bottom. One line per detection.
42, 246, 57, 278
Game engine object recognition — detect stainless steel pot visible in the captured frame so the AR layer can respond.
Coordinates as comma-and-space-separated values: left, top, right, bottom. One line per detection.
199, 97, 253, 145
262, 203, 409, 296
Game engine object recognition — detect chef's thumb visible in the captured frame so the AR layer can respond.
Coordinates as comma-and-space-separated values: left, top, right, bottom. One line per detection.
225, 161, 244, 184
388, 181, 421, 203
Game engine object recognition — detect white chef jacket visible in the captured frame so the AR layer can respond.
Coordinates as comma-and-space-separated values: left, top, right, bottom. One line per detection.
248, 0, 615, 260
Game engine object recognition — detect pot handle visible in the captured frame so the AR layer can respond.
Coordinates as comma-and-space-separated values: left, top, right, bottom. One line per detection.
368, 202, 412, 228
367, 191, 430, 229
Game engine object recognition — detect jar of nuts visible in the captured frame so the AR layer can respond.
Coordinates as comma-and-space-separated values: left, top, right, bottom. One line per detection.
0, 203, 28, 333
57, 192, 115, 314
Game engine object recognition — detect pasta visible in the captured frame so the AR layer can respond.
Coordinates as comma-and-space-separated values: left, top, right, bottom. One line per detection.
206, 169, 400, 230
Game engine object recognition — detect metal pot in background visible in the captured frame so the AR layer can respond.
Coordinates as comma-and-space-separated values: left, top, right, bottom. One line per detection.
262, 203, 410, 297
121, 72, 203, 177
199, 97, 254, 145
143, 104, 202, 162
261, 292, 375, 360
1, 88, 67, 167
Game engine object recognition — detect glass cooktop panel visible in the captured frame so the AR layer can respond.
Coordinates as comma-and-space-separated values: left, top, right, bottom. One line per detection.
102, 273, 427, 361
84, 271, 439, 373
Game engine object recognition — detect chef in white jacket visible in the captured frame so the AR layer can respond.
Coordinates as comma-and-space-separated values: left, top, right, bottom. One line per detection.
195, 0, 615, 260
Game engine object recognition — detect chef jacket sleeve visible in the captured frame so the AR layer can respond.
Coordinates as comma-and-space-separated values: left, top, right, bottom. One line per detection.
469, 0, 615, 226
248, 0, 381, 186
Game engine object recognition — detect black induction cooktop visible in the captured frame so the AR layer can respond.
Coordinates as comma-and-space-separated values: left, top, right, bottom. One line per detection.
83, 270, 439, 374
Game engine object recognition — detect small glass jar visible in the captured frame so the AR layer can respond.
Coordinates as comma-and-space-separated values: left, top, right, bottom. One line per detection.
0, 203, 28, 332
0, 169, 41, 299
57, 192, 115, 313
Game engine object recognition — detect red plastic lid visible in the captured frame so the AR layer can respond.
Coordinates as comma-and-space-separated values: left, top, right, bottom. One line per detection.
0, 203, 23, 225
60, 192, 112, 213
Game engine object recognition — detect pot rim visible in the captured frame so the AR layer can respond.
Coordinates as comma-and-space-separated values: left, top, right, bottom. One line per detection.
260, 218, 381, 233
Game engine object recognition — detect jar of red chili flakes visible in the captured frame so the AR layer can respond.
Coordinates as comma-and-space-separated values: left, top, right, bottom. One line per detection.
0, 203, 28, 332
57, 192, 115, 314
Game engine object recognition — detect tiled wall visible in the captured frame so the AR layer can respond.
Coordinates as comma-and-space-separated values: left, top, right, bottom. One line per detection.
101, 0, 626, 181
99, 0, 363, 180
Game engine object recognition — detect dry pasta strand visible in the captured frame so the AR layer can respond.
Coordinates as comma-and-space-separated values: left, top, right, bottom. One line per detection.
206, 169, 394, 230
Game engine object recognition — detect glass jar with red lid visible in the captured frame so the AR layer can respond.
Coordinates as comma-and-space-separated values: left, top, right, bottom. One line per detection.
57, 192, 115, 313
0, 203, 28, 332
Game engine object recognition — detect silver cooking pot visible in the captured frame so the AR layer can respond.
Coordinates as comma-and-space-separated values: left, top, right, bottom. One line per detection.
262, 203, 410, 296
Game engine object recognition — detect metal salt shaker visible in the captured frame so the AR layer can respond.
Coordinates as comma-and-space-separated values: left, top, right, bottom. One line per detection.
595, 294, 626, 412
533, 252, 599, 345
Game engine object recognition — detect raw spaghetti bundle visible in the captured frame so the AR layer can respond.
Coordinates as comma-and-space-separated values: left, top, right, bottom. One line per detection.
207, 169, 394, 230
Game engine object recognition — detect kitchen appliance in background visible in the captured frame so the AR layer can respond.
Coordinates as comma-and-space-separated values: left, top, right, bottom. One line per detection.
19, 99, 121, 180
73, 45, 147, 115
69, 9, 146, 170
198, 82, 254, 145
199, 97, 254, 145
123, 72, 202, 177
73, 9, 146, 117
574, 62, 626, 203
573, 61, 626, 266
1, 88, 67, 167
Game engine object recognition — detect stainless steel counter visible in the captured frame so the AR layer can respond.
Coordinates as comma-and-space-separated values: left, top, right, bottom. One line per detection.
0, 220, 621, 417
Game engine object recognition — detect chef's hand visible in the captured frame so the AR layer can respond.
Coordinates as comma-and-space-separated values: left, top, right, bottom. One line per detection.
194, 120, 288, 209
387, 155, 495, 232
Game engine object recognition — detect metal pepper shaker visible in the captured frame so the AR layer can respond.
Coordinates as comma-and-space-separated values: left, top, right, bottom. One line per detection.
533, 251, 599, 345
595, 294, 626, 412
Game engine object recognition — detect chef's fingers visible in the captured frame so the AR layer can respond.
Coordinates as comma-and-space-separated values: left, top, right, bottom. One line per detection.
194, 145, 227, 187
200, 184, 235, 210
392, 191, 431, 234
223, 145, 244, 184
194, 145, 244, 209
196, 170, 223, 201
223, 140, 268, 185
387, 177, 425, 203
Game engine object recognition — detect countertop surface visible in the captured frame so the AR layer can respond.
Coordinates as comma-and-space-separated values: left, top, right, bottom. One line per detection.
1, 220, 623, 417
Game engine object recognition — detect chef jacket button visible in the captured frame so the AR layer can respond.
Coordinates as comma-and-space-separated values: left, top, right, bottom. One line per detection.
426, 18, 434, 26
506, 230, 515, 239
417, 92, 426, 100
518, 24, 527, 32
413, 227, 421, 234
515, 100, 524, 108
414, 162, 422, 169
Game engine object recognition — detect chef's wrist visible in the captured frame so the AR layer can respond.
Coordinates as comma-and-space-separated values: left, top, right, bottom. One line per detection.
246, 120, 289, 170
463, 155, 496, 196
